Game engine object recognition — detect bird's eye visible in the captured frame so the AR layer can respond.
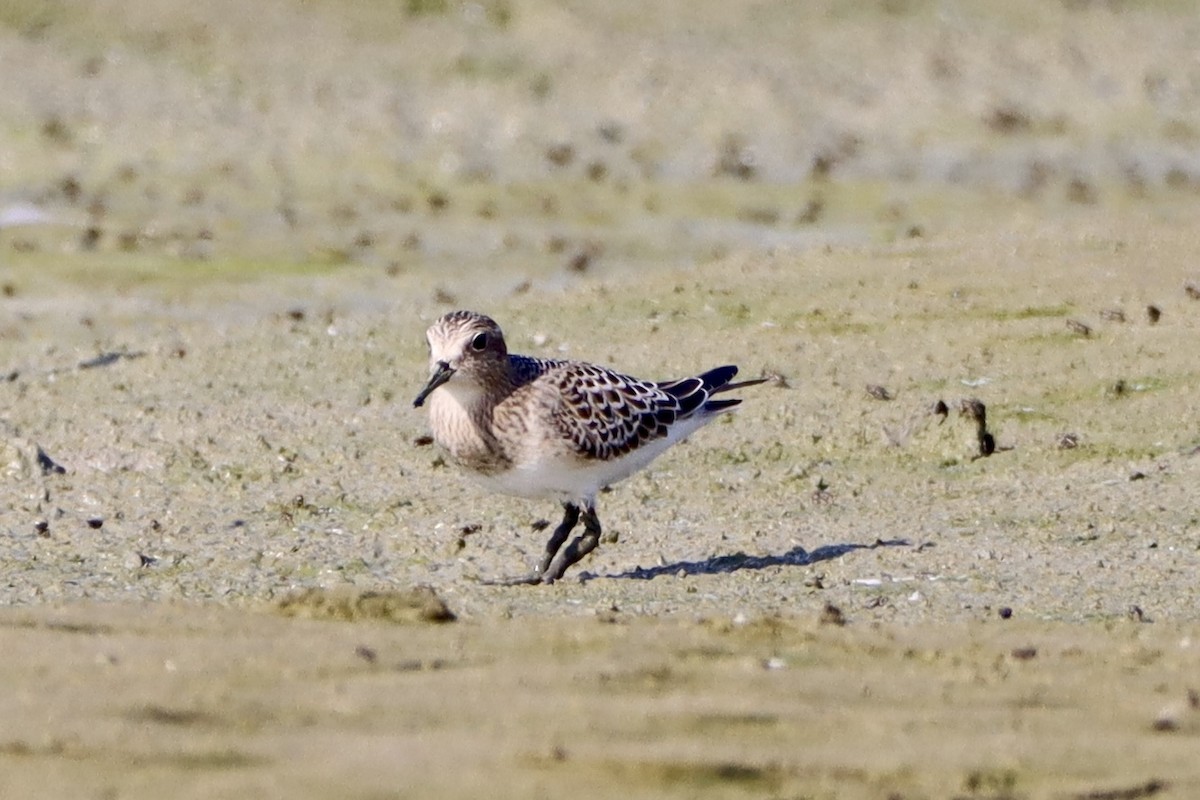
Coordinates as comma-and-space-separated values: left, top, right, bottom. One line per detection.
470, 332, 489, 351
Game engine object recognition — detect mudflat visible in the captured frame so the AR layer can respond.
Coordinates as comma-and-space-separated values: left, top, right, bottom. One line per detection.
3, 1, 1200, 798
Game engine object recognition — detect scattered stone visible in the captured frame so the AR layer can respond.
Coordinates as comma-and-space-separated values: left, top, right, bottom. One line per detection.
544, 143, 574, 167
585, 161, 607, 182
78, 350, 146, 369
959, 398, 997, 458
865, 384, 893, 401
810, 151, 835, 180
796, 198, 824, 224
1057, 432, 1081, 449
714, 133, 756, 180
566, 241, 603, 273
819, 602, 846, 626
81, 226, 102, 250
36, 446, 66, 475
1151, 690, 1199, 733
811, 477, 833, 504
1066, 319, 1093, 337
1066, 177, 1097, 204
596, 121, 623, 143
984, 104, 1032, 134
960, 398, 986, 427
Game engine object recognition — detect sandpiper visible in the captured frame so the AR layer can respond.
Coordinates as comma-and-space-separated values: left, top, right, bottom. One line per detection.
414, 310, 763, 584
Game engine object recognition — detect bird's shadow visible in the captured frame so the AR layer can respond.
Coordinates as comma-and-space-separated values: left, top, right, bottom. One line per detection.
582, 539, 909, 582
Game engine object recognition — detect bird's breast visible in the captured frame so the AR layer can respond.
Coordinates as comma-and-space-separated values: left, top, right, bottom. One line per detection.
427, 391, 510, 474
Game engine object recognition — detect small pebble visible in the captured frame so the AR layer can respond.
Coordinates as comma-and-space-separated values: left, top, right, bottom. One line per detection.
1056, 432, 1080, 449
819, 602, 847, 626
865, 384, 893, 401
1066, 319, 1092, 337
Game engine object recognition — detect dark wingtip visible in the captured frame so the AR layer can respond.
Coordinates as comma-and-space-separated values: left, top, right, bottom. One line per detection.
702, 366, 766, 412
697, 365, 739, 391
659, 365, 763, 417
699, 366, 772, 395
703, 397, 743, 413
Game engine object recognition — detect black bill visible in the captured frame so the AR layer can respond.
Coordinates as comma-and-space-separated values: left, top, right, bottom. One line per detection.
413, 361, 455, 407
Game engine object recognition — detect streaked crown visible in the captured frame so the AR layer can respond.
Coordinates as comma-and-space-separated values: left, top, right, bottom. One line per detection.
425, 310, 508, 370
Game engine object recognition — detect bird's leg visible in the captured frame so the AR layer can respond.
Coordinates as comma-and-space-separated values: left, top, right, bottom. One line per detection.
540, 506, 602, 584
481, 503, 579, 586
538, 503, 580, 575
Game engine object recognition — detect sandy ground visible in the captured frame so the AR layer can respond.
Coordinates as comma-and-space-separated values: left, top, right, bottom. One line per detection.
3, 1, 1200, 798
3, 602, 1199, 800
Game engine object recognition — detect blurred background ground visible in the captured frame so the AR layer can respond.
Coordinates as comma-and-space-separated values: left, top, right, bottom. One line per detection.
3, 0, 1200, 276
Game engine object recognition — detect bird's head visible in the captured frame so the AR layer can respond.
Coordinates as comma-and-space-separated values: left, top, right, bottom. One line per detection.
413, 310, 509, 408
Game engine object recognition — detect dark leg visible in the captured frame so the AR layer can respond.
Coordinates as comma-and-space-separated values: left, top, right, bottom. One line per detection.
541, 506, 602, 584
481, 503, 579, 586
538, 503, 580, 575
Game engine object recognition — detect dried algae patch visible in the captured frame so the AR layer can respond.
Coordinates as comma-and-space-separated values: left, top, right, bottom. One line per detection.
586, 758, 787, 794
274, 585, 456, 623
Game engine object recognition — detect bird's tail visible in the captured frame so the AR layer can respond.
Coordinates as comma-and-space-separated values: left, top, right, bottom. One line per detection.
660, 365, 767, 416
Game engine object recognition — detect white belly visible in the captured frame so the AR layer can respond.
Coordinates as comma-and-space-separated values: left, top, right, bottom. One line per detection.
467, 415, 709, 504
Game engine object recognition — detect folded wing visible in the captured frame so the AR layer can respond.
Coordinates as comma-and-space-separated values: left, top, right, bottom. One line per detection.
550, 363, 747, 461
